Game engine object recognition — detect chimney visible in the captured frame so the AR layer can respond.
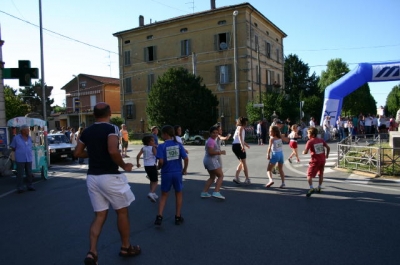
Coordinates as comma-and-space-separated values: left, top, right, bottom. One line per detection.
211, 0, 216, 10
139, 15, 144, 26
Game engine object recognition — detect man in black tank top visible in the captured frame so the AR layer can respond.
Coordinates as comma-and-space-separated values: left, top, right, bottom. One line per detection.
74, 102, 141, 264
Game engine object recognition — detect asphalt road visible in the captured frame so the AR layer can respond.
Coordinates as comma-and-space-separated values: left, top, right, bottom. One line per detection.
0, 141, 399, 265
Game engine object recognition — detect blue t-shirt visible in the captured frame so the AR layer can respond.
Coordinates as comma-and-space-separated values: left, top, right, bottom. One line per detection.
10, 134, 33, 162
153, 134, 159, 146
156, 139, 187, 174
79, 122, 120, 175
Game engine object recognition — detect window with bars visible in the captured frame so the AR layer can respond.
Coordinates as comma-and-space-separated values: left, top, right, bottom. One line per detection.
216, 65, 233, 84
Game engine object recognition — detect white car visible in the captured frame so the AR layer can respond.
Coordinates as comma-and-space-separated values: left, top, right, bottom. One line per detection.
47, 133, 75, 160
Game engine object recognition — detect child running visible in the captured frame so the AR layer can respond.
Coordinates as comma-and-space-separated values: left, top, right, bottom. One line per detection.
136, 135, 158, 203
201, 126, 226, 200
266, 125, 288, 188
287, 124, 301, 163
154, 125, 189, 226
302, 127, 330, 197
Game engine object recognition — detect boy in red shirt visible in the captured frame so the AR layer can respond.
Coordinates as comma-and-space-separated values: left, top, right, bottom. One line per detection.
302, 127, 330, 197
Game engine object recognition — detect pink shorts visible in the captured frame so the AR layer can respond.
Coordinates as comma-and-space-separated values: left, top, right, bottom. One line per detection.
289, 141, 298, 149
307, 161, 325, 178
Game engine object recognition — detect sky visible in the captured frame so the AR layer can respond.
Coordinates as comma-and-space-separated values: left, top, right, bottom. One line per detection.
1, 0, 399, 109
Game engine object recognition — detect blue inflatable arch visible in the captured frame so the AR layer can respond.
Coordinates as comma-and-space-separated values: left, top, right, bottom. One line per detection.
321, 61, 400, 125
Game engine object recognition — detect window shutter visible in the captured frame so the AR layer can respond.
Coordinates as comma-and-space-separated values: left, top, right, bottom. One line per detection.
180, 40, 185, 56
144, 47, 148, 62
187, 39, 191, 55
228, 64, 233, 82
153, 46, 157, 60
215, 65, 220, 83
226, 32, 231, 48
214, 34, 218, 51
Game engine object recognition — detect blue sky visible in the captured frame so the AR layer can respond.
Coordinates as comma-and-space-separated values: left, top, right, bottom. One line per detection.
1, 0, 399, 108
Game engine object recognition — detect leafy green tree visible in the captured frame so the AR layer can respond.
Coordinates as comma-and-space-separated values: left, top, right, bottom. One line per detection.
52, 105, 66, 113
146, 67, 218, 132
4, 85, 29, 120
283, 54, 323, 122
319, 58, 350, 92
19, 80, 54, 118
110, 116, 124, 129
385, 84, 400, 116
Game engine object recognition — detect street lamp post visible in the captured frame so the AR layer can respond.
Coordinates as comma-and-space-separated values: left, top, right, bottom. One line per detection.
233, 10, 239, 120
73, 75, 81, 127
220, 112, 225, 134
140, 118, 144, 133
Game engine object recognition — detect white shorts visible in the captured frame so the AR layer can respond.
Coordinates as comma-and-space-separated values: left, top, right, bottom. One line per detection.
86, 173, 135, 212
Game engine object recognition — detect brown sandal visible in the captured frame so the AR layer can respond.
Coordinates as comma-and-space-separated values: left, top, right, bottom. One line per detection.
84, 251, 98, 265
119, 245, 141, 257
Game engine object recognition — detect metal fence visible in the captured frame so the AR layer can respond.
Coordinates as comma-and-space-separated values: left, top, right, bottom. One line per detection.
337, 133, 400, 176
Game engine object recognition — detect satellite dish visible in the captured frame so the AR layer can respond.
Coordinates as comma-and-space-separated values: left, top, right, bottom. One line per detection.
219, 42, 228, 50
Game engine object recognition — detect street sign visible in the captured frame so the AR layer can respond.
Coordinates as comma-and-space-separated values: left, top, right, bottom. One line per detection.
253, 103, 264, 108
2, 60, 39, 86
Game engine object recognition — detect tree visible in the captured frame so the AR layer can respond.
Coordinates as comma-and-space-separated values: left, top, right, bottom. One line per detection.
283, 54, 322, 122
319, 59, 376, 117
146, 67, 218, 132
385, 84, 400, 116
52, 105, 66, 113
110, 116, 124, 129
18, 80, 54, 118
4, 85, 29, 121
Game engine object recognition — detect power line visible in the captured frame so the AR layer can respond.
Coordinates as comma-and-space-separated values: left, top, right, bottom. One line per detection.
0, 9, 118, 55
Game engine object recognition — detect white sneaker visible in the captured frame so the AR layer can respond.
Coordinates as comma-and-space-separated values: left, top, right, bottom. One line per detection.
152, 193, 159, 199
279, 183, 286, 188
147, 192, 157, 202
244, 178, 251, 185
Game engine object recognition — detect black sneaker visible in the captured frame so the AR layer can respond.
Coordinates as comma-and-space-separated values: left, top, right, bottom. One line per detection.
175, 215, 184, 225
316, 187, 322, 193
154, 215, 163, 226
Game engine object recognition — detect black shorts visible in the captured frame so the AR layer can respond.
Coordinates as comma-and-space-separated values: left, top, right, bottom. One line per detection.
144, 165, 158, 182
232, 143, 246, 160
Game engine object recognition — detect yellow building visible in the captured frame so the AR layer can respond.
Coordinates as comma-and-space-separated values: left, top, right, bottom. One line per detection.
113, 1, 286, 132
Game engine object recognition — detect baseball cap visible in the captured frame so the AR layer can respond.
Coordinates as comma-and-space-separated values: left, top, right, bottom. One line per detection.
151, 126, 158, 131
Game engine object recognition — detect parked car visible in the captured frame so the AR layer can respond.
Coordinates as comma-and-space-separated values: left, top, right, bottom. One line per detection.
47, 133, 75, 161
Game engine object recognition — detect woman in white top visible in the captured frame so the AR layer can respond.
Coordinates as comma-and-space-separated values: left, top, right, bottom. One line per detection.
232, 117, 251, 184
174, 125, 188, 154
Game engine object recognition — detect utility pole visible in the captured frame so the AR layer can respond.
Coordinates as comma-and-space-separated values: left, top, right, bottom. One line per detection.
0, 25, 5, 127
39, 0, 46, 122
257, 44, 262, 119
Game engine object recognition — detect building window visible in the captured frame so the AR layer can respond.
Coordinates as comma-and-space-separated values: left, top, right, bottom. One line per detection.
147, 35, 153, 40
144, 46, 157, 62
217, 20, 226, 25
276, 48, 280, 63
124, 77, 132, 93
124, 50, 131, 66
276, 73, 280, 85
267, 70, 274, 85
90, 95, 96, 109
180, 39, 191, 56
147, 73, 154, 92
216, 65, 232, 84
79, 81, 86, 89
180, 28, 188, 33
214, 32, 230, 51
125, 104, 135, 119
124, 40, 130, 44
74, 97, 80, 112
266, 42, 271, 58
256, 65, 260, 84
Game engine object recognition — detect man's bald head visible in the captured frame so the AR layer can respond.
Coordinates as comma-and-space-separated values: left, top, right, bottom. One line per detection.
94, 102, 111, 118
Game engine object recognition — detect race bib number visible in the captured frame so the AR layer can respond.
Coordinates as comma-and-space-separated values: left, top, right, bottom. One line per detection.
314, 143, 324, 154
166, 145, 180, 161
